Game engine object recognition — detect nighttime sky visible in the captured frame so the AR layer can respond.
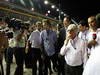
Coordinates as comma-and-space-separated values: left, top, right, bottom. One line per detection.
50, 0, 100, 22
1, 0, 99, 22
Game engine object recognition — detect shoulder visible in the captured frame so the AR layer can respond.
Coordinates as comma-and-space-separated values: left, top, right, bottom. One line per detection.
97, 28, 100, 33
77, 37, 85, 44
41, 30, 45, 34
60, 27, 65, 31
40, 30, 46, 36
31, 30, 39, 34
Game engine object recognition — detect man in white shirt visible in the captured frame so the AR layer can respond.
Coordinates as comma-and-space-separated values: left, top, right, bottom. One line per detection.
82, 45, 100, 75
60, 24, 86, 75
82, 14, 100, 75
86, 16, 100, 57
78, 20, 89, 40
27, 21, 43, 75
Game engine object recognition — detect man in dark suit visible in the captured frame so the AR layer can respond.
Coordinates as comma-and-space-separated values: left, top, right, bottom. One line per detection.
57, 16, 71, 75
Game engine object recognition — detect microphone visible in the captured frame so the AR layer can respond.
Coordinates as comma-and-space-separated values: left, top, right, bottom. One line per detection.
92, 33, 97, 40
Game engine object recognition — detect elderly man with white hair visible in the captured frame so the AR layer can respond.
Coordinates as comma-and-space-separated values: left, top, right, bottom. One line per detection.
60, 24, 87, 75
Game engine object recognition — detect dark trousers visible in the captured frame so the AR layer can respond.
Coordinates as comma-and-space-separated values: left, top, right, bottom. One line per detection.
6, 47, 14, 75
43, 54, 57, 75
25, 50, 32, 68
14, 47, 25, 75
50, 53, 58, 72
58, 56, 65, 75
65, 63, 83, 75
31, 48, 43, 75
0, 59, 4, 75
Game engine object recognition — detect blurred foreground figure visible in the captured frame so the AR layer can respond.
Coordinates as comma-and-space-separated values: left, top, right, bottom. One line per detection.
0, 18, 8, 75
83, 46, 100, 75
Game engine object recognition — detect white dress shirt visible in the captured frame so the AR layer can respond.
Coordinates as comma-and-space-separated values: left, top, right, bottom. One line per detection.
28, 29, 41, 48
60, 36, 86, 66
83, 46, 100, 75
86, 28, 100, 52
78, 30, 89, 40
86, 28, 100, 44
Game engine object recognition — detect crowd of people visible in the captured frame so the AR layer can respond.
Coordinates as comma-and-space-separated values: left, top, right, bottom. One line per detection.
0, 13, 100, 75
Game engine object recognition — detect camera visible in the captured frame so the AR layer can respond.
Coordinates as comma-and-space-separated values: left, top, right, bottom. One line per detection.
6, 31, 13, 39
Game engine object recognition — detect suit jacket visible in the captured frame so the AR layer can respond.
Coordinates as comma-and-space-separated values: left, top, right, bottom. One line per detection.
57, 27, 66, 52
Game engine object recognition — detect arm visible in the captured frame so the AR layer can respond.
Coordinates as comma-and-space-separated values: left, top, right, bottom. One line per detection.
25, 40, 30, 53
60, 32, 71, 56
81, 40, 88, 67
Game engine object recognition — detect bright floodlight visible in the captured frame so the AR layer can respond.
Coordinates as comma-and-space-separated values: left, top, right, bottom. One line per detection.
48, 10, 51, 13
61, 12, 64, 14
64, 14, 67, 16
31, 8, 34, 11
44, 0, 49, 5
56, 9, 59, 11
51, 5, 55, 9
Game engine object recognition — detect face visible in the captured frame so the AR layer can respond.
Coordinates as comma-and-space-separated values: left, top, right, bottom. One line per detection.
42, 22, 51, 30
36, 24, 42, 31
88, 16, 96, 29
67, 29, 76, 39
63, 17, 71, 28
0, 20, 4, 27
23, 29, 28, 35
78, 24, 86, 32
42, 22, 47, 29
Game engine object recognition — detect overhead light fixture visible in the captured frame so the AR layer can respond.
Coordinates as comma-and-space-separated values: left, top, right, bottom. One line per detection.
44, 0, 49, 5
48, 10, 51, 13
31, 8, 34, 11
61, 12, 64, 14
56, 9, 59, 11
51, 5, 55, 9
64, 14, 67, 16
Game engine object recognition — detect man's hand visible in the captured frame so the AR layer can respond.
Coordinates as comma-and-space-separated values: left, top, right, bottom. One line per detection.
88, 40, 98, 48
64, 33, 71, 45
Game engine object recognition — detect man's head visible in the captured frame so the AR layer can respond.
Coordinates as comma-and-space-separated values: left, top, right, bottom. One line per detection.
35, 21, 42, 31
0, 17, 7, 31
63, 16, 71, 28
67, 24, 78, 39
78, 20, 88, 32
88, 16, 97, 29
42, 19, 51, 30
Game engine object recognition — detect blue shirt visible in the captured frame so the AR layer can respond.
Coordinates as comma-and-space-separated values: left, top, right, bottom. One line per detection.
40, 29, 57, 56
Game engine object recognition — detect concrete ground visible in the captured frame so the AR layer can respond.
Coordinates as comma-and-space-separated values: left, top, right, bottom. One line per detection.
2, 56, 57, 75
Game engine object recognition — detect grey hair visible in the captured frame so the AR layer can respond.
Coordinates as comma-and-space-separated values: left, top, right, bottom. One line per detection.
67, 24, 79, 34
